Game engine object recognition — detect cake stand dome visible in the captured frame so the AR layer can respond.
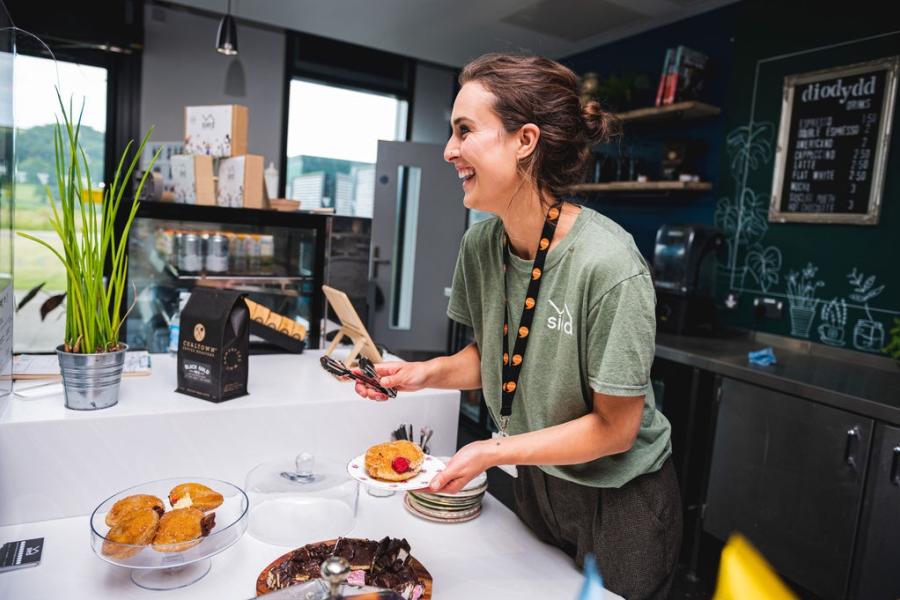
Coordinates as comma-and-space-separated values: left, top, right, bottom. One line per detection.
246, 452, 359, 546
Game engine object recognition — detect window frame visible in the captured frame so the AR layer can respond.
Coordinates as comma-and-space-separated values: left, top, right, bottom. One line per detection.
278, 32, 416, 198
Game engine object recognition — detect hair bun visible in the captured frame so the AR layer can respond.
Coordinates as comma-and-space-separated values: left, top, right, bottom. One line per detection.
582, 100, 619, 146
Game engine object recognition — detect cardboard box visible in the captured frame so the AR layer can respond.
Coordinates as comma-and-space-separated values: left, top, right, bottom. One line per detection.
217, 155, 265, 208
170, 154, 215, 205
184, 105, 248, 157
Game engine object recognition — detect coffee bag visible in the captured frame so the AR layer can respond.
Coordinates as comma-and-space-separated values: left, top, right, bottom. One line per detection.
176, 287, 249, 402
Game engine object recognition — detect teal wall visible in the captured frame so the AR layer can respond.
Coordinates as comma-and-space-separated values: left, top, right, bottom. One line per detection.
716, 1, 899, 355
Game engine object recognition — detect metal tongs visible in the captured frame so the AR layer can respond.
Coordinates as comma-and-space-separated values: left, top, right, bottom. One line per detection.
320, 355, 397, 398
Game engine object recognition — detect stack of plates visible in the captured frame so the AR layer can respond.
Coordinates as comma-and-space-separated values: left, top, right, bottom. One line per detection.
404, 465, 487, 524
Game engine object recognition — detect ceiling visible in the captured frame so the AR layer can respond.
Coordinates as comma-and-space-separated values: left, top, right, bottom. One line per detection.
167, 0, 739, 68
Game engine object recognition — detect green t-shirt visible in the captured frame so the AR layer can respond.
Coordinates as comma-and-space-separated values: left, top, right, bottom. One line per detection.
447, 208, 671, 488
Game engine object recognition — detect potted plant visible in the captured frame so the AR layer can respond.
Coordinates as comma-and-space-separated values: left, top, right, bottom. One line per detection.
847, 268, 885, 353
817, 297, 847, 347
883, 318, 900, 367
18, 95, 158, 409
715, 122, 774, 292
785, 262, 823, 338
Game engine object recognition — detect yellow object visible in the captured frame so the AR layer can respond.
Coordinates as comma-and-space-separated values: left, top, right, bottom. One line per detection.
81, 188, 104, 204
712, 534, 797, 600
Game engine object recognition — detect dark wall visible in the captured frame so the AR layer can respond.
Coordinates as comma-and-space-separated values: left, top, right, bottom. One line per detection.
563, 1, 899, 357
562, 3, 741, 259
711, 0, 899, 354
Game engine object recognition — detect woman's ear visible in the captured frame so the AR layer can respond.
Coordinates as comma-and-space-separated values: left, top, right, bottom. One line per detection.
515, 123, 541, 160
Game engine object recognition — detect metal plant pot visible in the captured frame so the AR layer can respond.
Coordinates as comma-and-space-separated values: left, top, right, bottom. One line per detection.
56, 344, 128, 410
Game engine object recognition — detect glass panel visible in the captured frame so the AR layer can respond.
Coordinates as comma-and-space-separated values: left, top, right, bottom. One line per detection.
125, 219, 317, 353
285, 79, 407, 217
0, 27, 14, 400
390, 165, 420, 330
12, 54, 108, 352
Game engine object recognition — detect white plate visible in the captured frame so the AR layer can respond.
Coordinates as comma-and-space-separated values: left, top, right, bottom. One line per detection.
346, 453, 446, 491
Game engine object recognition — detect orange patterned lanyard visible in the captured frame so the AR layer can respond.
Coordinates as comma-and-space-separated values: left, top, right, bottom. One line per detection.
499, 202, 562, 436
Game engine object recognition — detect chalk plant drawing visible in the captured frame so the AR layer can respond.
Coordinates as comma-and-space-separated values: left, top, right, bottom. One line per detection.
715, 121, 778, 291
746, 245, 782, 293
817, 298, 848, 347
786, 262, 824, 338
847, 268, 886, 352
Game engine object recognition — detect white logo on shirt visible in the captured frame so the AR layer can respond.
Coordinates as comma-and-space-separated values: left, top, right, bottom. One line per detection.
547, 299, 573, 335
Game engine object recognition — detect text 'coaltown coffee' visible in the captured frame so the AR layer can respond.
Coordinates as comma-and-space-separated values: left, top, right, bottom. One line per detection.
176, 287, 249, 402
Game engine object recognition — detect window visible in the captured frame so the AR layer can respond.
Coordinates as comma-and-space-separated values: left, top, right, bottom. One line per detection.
285, 79, 407, 217
12, 54, 107, 352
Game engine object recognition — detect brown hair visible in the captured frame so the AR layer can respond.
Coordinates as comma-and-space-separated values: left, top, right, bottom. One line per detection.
459, 53, 618, 202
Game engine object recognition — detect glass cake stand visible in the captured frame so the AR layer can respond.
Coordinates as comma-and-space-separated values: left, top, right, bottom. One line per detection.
89, 477, 249, 590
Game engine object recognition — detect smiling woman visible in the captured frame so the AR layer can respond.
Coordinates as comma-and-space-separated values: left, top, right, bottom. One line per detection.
354, 53, 681, 600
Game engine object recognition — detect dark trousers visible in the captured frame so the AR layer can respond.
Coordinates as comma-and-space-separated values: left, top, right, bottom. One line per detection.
514, 457, 682, 600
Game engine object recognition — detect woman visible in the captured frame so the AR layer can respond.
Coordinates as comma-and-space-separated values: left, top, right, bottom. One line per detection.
355, 53, 681, 600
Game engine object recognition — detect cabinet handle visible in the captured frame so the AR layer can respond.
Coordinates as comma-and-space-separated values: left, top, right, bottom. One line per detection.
891, 446, 900, 485
844, 427, 860, 468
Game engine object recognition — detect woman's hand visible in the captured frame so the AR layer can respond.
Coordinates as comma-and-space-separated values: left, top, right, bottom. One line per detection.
427, 440, 491, 494
353, 361, 431, 401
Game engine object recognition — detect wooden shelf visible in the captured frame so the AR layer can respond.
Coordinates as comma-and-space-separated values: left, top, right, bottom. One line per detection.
569, 181, 712, 193
614, 101, 721, 124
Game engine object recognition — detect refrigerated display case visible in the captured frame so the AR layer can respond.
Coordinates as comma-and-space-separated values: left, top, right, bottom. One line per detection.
123, 202, 371, 353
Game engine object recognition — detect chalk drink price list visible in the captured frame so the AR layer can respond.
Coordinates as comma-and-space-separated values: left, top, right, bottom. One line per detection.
771, 57, 898, 224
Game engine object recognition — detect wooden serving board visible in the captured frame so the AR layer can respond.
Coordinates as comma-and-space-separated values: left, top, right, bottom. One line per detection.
256, 538, 432, 599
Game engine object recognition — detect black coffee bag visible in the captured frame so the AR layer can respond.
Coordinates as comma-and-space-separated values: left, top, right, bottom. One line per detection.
176, 287, 249, 402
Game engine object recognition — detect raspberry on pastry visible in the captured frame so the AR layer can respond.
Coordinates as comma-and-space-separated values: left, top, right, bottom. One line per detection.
364, 440, 424, 482
102, 507, 160, 559
152, 507, 216, 552
168, 483, 224, 512
105, 494, 165, 527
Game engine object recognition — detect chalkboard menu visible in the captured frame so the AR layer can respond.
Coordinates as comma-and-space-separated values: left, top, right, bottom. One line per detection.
770, 56, 898, 224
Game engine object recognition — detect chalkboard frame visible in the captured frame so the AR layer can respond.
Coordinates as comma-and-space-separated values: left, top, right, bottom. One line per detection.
769, 56, 898, 225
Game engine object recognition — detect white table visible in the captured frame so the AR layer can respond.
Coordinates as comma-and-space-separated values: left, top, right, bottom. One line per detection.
0, 351, 460, 525
0, 350, 623, 599
0, 488, 623, 600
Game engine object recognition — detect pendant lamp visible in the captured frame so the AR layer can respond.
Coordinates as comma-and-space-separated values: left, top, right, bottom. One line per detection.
216, 0, 238, 56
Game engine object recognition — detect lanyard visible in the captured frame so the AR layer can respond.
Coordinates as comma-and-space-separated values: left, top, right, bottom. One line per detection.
499, 201, 562, 436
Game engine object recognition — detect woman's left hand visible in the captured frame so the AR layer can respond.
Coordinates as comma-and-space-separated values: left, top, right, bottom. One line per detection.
427, 440, 491, 494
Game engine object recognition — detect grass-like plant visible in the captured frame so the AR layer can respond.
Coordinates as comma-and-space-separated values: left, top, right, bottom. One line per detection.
18, 93, 159, 353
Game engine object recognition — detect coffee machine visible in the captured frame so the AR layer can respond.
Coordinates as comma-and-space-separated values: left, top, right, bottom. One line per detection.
652, 224, 724, 335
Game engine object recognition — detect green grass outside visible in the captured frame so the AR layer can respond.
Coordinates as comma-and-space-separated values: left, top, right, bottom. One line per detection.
14, 230, 67, 292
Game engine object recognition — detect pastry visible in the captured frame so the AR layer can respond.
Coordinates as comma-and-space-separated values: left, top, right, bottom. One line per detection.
365, 440, 424, 482
333, 537, 379, 570
261, 537, 427, 598
168, 482, 224, 511
105, 494, 165, 527
152, 507, 216, 552
102, 507, 160, 559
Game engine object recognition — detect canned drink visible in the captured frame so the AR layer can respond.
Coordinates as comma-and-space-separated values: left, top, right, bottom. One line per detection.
180, 232, 202, 273
259, 234, 274, 268
232, 233, 248, 272
245, 234, 261, 272
174, 231, 185, 268
206, 233, 229, 273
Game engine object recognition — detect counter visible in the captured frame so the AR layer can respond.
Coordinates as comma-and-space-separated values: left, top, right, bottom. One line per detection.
0, 351, 460, 525
655, 330, 900, 424
0, 350, 622, 599
0, 487, 622, 599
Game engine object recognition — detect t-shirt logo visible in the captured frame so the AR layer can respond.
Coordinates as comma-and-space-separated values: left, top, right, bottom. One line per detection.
547, 299, 573, 335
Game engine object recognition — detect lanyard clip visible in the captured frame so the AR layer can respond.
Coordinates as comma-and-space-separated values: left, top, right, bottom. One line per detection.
499, 415, 510, 437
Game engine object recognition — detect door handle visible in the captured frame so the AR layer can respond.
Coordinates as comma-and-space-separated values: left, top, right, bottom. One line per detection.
371, 246, 391, 279
891, 446, 900, 485
844, 426, 860, 468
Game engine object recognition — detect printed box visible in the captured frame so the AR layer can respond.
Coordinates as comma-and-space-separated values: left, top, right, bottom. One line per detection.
170, 154, 215, 205
184, 104, 248, 157
217, 155, 265, 208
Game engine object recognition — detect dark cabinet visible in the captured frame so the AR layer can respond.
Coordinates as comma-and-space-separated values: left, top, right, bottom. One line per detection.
850, 423, 900, 600
704, 377, 873, 599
